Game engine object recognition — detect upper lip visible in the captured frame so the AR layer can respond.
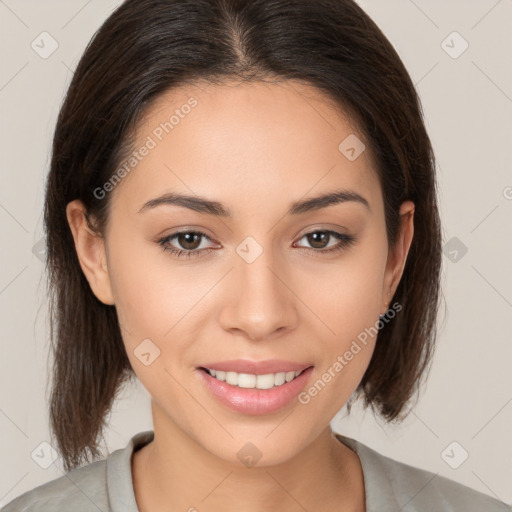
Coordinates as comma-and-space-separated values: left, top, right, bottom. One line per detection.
198, 359, 313, 375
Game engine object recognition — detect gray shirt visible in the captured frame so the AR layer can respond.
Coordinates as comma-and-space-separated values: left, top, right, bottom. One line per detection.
2, 430, 509, 511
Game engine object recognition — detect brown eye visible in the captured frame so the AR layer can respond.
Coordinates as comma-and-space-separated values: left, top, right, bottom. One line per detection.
306, 231, 330, 249
294, 230, 356, 254
175, 232, 203, 250
157, 230, 215, 259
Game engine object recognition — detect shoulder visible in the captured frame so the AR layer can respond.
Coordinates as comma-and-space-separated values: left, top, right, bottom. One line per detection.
336, 434, 510, 512
1, 430, 154, 512
1, 459, 108, 512
375, 451, 509, 511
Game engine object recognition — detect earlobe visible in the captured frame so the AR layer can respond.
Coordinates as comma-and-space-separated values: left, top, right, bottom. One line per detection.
65, 200, 115, 305
381, 200, 415, 314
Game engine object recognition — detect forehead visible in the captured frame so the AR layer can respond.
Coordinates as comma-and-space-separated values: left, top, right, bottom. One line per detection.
110, 79, 381, 217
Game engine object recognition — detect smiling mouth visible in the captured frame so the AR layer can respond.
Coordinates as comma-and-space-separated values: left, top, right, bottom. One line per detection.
198, 367, 311, 390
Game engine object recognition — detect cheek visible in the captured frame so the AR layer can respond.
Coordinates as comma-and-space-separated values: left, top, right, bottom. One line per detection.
306, 243, 388, 344
107, 230, 194, 337
296, 239, 387, 408
106, 235, 216, 388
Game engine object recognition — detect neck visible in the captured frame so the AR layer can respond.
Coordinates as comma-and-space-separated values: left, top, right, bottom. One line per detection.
132, 403, 365, 512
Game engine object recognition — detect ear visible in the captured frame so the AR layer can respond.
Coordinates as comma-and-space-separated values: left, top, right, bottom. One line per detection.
380, 200, 415, 315
66, 199, 115, 305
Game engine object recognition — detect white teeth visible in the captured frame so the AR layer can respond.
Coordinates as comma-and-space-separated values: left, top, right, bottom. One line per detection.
286, 371, 296, 382
238, 373, 256, 388
274, 372, 285, 386
206, 368, 305, 389
225, 371, 238, 385
256, 374, 274, 389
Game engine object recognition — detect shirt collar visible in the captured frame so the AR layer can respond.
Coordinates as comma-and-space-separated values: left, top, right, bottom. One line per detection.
107, 430, 154, 512
333, 433, 401, 512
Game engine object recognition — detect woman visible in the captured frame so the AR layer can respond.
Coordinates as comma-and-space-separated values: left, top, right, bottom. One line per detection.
3, 0, 508, 511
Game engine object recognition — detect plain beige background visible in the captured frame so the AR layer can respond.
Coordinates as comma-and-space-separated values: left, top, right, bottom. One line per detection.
1, 0, 511, 507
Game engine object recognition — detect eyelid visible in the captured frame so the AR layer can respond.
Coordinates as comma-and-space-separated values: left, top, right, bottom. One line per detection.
293, 222, 351, 239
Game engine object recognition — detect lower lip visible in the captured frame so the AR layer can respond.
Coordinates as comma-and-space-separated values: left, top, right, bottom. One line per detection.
196, 367, 314, 415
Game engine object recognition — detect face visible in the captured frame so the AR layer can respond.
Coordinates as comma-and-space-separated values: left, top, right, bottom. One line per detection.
68, 80, 414, 466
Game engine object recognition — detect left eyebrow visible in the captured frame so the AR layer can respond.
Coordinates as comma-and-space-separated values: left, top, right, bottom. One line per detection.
289, 189, 370, 214
137, 188, 370, 216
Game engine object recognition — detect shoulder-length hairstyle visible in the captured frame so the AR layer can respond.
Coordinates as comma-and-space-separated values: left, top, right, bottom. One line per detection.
44, 0, 442, 471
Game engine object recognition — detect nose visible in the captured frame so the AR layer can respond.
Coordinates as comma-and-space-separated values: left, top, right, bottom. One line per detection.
218, 245, 299, 342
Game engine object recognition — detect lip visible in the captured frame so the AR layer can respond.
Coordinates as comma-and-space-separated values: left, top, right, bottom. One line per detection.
196, 365, 314, 415
197, 359, 312, 375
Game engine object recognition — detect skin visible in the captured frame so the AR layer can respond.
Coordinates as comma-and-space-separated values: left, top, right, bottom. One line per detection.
66, 80, 414, 512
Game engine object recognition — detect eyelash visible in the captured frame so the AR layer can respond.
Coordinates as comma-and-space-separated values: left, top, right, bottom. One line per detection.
157, 229, 356, 259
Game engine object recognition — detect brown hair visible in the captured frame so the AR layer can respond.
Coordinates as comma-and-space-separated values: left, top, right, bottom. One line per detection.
44, 0, 442, 471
